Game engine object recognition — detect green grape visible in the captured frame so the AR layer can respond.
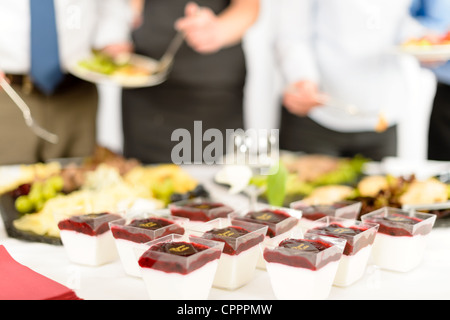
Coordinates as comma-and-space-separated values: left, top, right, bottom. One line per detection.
28, 182, 44, 205
35, 199, 46, 212
15, 195, 34, 213
153, 179, 174, 205
42, 183, 57, 200
46, 175, 64, 192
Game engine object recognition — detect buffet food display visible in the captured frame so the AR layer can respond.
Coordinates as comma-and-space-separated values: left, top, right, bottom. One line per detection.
0, 148, 448, 300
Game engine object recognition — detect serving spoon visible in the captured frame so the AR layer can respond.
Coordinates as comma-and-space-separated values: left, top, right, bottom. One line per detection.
154, 32, 185, 75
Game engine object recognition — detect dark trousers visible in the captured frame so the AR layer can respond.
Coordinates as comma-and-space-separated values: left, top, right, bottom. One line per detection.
279, 108, 397, 161
0, 76, 98, 165
428, 82, 450, 161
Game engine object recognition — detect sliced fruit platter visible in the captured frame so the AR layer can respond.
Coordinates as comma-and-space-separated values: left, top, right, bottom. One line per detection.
0, 147, 203, 245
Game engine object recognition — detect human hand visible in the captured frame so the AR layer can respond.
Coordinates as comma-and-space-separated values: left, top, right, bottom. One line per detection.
175, 2, 226, 54
0, 70, 9, 90
283, 80, 325, 117
100, 42, 134, 62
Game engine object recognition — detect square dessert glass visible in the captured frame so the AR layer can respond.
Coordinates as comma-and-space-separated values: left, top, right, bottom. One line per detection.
109, 213, 188, 277
188, 217, 268, 290
57, 212, 122, 266
168, 197, 234, 225
307, 216, 379, 287
262, 233, 347, 300
231, 204, 301, 269
361, 207, 436, 272
136, 234, 225, 300
290, 200, 362, 233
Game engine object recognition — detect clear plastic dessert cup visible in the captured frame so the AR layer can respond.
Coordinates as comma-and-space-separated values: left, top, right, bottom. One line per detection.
307, 216, 379, 286
361, 207, 436, 272
263, 233, 346, 300
290, 200, 362, 233
232, 205, 301, 269
109, 214, 187, 277
188, 217, 268, 290
57, 212, 122, 266
169, 197, 234, 226
136, 234, 224, 300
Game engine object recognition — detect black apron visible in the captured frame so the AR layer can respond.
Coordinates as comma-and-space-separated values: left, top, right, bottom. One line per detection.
122, 0, 247, 164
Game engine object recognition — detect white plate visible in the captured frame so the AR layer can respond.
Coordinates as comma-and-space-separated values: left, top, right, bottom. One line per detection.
399, 44, 450, 62
68, 53, 167, 88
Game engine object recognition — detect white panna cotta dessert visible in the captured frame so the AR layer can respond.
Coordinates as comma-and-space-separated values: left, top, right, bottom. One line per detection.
189, 217, 268, 290
109, 215, 186, 277
57, 212, 122, 266
232, 206, 301, 269
361, 207, 436, 272
307, 216, 379, 286
263, 233, 346, 300
290, 201, 362, 234
137, 234, 224, 300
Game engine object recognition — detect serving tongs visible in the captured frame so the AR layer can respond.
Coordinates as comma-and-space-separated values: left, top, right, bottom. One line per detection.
0, 77, 59, 144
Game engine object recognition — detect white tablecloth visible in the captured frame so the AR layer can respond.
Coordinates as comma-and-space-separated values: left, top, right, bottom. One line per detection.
1, 165, 449, 300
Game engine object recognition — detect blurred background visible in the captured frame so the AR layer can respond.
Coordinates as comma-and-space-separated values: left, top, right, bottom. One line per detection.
96, 0, 437, 161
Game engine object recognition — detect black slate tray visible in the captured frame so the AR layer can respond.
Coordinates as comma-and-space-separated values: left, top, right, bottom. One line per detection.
0, 193, 62, 245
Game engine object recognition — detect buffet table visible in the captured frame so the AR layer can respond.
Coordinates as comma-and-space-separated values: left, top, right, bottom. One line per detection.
1, 165, 449, 300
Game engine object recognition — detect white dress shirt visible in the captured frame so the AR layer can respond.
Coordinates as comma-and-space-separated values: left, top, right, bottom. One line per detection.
0, 0, 133, 74
275, 0, 434, 132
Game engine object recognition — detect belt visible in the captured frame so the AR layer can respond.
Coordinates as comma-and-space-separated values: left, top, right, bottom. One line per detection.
4, 73, 82, 95
4, 74, 34, 94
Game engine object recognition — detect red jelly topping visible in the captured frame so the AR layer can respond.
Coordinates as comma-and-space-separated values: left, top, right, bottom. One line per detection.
298, 203, 349, 221
239, 209, 297, 238
170, 201, 234, 222
110, 217, 185, 243
57, 213, 121, 236
263, 238, 340, 271
138, 241, 221, 274
309, 223, 374, 256
202, 226, 264, 255
365, 214, 429, 237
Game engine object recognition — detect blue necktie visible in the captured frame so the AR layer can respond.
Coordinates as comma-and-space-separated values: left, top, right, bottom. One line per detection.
30, 0, 64, 95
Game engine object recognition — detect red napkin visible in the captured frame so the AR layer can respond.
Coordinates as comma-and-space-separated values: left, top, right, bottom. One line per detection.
0, 245, 82, 300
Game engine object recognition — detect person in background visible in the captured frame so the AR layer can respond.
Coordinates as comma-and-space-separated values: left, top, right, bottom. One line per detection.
275, 0, 434, 161
0, 0, 133, 165
410, 0, 450, 161
122, 0, 259, 164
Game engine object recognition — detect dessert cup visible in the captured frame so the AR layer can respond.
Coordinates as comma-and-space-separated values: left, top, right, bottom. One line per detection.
263, 233, 346, 300
361, 207, 436, 272
290, 200, 362, 233
189, 217, 268, 290
307, 216, 379, 286
110, 214, 187, 277
57, 212, 121, 266
137, 234, 224, 300
169, 197, 234, 225
232, 205, 301, 269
